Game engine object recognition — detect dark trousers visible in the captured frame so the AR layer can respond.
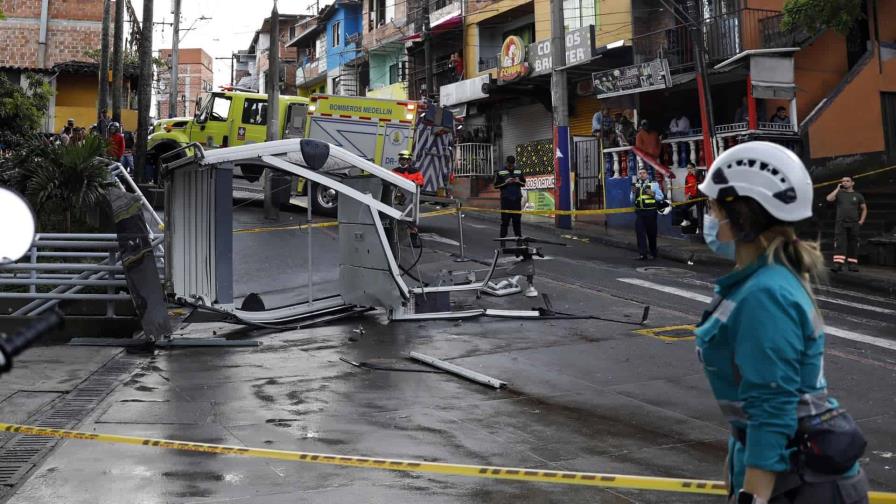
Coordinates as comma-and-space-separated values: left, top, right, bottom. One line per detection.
834, 221, 860, 264
635, 209, 658, 257
500, 198, 522, 238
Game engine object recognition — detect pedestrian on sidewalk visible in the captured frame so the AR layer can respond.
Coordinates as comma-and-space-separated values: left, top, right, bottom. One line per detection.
631, 168, 664, 260
826, 176, 867, 272
97, 108, 111, 138
107, 122, 125, 163
697, 142, 868, 504
494, 155, 526, 238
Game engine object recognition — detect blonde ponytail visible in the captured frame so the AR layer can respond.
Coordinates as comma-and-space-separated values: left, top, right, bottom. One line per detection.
760, 226, 827, 304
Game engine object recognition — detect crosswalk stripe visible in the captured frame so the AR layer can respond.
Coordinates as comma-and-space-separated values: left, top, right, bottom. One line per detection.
618, 278, 896, 352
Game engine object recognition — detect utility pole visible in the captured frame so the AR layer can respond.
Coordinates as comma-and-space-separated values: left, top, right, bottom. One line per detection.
168, 0, 182, 118
135, 0, 154, 183
550, 0, 572, 229
687, 0, 717, 166
264, 2, 281, 220
98, 0, 112, 125
422, 1, 433, 100
112, 0, 125, 123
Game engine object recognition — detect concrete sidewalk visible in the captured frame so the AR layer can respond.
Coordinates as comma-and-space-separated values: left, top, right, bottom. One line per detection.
461, 211, 896, 297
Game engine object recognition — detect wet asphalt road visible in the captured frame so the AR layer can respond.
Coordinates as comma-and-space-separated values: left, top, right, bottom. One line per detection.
4, 203, 895, 504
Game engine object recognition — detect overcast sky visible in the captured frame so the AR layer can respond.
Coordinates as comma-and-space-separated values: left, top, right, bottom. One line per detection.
132, 0, 318, 88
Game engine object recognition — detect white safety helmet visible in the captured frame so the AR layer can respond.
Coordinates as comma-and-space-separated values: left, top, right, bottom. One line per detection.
698, 141, 812, 222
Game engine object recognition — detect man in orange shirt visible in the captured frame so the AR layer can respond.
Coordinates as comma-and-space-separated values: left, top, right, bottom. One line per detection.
635, 120, 661, 159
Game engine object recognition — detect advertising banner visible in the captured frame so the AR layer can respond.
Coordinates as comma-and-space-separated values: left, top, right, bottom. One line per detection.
592, 59, 671, 98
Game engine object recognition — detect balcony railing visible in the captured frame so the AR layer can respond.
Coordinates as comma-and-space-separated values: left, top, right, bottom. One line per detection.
635, 8, 788, 73
296, 60, 322, 85
455, 143, 495, 176
409, 60, 459, 100
478, 55, 498, 72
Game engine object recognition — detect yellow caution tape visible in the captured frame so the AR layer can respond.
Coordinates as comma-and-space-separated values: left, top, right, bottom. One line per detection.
813, 164, 896, 189
1, 423, 894, 502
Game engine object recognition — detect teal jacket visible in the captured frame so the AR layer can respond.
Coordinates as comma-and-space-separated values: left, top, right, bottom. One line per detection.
695, 257, 850, 493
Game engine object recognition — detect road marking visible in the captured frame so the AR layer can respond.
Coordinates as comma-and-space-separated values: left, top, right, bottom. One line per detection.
815, 295, 896, 315
815, 285, 896, 306
419, 233, 460, 247
686, 278, 896, 315
618, 278, 896, 352
619, 278, 713, 303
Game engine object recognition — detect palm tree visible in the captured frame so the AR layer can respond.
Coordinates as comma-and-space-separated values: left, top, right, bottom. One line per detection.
20, 135, 113, 232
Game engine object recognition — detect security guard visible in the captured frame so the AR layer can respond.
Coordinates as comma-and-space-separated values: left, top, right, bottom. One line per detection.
826, 176, 867, 272
631, 168, 664, 260
697, 142, 868, 504
494, 156, 526, 238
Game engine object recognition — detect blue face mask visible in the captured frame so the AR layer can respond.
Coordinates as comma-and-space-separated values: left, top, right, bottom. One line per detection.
703, 214, 736, 260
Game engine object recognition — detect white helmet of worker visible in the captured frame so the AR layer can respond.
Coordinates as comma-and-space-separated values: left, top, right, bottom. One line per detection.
698, 141, 812, 222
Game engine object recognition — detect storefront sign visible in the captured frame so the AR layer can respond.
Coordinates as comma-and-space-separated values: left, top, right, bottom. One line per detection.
528, 26, 595, 77
524, 175, 556, 212
497, 36, 530, 84
592, 59, 671, 98
524, 174, 555, 190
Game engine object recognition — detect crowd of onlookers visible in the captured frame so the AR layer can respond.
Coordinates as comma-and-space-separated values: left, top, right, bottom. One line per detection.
55, 108, 135, 173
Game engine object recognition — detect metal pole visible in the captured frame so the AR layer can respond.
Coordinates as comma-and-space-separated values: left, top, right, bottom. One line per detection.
550, 0, 572, 229
454, 201, 468, 262
168, 0, 182, 118
264, 3, 281, 221
112, 0, 125, 123
423, 1, 433, 100
307, 181, 314, 304
689, 3, 717, 165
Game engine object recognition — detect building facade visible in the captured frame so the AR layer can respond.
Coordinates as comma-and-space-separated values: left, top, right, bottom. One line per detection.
157, 48, 214, 118
0, 0, 139, 132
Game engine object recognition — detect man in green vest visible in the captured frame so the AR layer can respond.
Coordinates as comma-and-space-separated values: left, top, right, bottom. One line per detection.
631, 168, 665, 260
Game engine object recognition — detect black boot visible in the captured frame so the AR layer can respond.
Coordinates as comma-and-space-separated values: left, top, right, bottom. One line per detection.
830, 263, 843, 273
848, 263, 859, 272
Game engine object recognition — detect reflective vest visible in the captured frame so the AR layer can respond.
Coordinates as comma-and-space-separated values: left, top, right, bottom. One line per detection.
635, 181, 657, 209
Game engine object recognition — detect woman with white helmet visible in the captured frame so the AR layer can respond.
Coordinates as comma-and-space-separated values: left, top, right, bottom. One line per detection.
695, 142, 868, 503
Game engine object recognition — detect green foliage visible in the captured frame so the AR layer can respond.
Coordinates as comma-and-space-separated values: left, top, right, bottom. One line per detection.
3, 135, 113, 232
0, 74, 52, 135
781, 0, 864, 35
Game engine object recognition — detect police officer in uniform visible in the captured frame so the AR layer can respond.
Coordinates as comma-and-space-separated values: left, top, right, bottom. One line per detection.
697, 142, 868, 504
631, 168, 664, 260
494, 156, 526, 238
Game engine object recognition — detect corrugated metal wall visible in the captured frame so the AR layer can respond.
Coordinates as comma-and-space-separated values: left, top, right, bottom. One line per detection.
570, 95, 602, 137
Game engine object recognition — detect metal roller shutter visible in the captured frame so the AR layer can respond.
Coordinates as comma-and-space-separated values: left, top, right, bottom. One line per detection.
570, 95, 602, 137
500, 103, 553, 162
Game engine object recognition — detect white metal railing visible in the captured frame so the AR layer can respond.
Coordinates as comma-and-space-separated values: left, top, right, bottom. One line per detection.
715, 122, 748, 134
758, 121, 796, 132
0, 233, 164, 317
455, 143, 494, 177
